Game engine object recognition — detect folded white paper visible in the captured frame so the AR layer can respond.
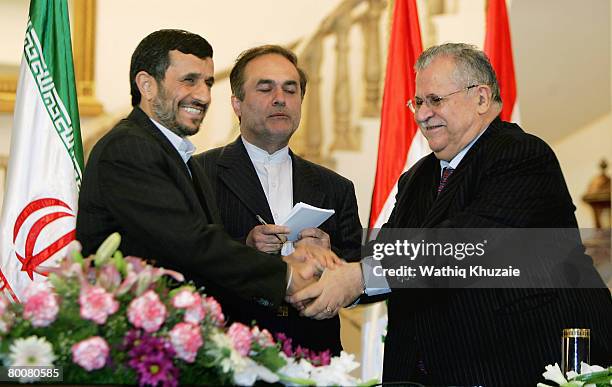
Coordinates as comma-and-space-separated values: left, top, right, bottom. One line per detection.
280, 202, 335, 241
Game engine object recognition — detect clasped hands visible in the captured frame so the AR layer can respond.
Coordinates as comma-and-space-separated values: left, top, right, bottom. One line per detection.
247, 224, 363, 320
283, 245, 364, 320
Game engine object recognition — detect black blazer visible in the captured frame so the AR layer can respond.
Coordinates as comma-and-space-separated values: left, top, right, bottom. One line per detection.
196, 137, 363, 354
380, 118, 612, 386
76, 108, 288, 309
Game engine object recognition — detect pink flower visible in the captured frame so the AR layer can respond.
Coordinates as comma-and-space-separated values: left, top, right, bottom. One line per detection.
227, 322, 253, 356
97, 264, 122, 291
127, 290, 167, 333
172, 289, 200, 309
202, 296, 225, 327
79, 285, 119, 324
251, 326, 275, 348
184, 300, 205, 325
169, 322, 203, 363
22, 281, 59, 327
71, 336, 109, 371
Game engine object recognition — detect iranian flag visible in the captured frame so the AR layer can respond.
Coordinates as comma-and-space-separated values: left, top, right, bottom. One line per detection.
362, 0, 426, 381
0, 0, 83, 302
484, 0, 520, 122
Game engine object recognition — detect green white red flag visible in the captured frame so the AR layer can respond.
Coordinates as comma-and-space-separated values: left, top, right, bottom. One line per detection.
0, 0, 83, 302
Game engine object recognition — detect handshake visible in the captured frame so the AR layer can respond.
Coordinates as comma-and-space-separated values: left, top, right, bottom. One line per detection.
282, 244, 364, 320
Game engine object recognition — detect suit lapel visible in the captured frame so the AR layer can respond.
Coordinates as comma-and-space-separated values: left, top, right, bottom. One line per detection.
291, 152, 325, 209
129, 108, 192, 180
216, 138, 275, 223
389, 155, 438, 228
187, 158, 222, 223
128, 108, 220, 223
422, 119, 502, 227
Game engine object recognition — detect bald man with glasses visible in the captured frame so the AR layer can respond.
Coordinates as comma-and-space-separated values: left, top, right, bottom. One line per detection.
289, 43, 612, 386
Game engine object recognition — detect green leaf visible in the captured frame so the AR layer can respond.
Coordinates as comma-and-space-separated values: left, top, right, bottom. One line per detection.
112, 250, 127, 276
357, 378, 381, 387
251, 346, 286, 371
95, 233, 121, 266
573, 367, 612, 382
278, 373, 316, 386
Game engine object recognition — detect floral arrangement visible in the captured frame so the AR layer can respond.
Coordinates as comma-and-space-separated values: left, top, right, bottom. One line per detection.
0, 233, 374, 386
539, 363, 612, 387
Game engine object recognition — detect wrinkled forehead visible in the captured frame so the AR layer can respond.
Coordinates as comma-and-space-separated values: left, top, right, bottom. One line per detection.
415, 56, 461, 95
244, 54, 300, 84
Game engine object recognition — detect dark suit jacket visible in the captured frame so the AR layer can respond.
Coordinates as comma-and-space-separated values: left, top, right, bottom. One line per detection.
76, 108, 288, 309
196, 137, 362, 354
380, 118, 612, 386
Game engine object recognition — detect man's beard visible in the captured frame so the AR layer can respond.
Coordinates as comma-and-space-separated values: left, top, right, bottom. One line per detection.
152, 90, 200, 137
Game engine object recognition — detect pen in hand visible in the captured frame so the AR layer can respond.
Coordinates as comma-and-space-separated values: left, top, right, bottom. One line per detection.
255, 215, 285, 243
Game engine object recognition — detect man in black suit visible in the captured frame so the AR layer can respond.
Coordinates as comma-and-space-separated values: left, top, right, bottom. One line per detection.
76, 30, 339, 312
196, 45, 362, 355
289, 43, 612, 385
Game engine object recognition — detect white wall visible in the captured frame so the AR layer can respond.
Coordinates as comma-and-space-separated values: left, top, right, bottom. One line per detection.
1, 0, 611, 224
94, 0, 343, 150
551, 1, 612, 229
0, 0, 28, 65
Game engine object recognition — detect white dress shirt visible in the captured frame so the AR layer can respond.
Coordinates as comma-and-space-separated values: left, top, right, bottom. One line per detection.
242, 137, 294, 255
149, 118, 196, 166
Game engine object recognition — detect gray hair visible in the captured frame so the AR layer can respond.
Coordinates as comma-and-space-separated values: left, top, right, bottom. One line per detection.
415, 43, 502, 104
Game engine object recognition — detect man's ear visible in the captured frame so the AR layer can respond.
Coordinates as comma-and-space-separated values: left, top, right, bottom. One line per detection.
135, 71, 157, 101
476, 84, 493, 114
231, 95, 242, 120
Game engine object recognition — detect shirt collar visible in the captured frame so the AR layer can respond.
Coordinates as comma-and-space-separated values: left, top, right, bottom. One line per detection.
150, 118, 196, 164
242, 136, 290, 164
440, 125, 488, 171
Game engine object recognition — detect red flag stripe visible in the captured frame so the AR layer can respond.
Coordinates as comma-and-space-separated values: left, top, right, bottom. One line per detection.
0, 268, 19, 303
369, 0, 423, 228
13, 198, 71, 242
484, 0, 517, 121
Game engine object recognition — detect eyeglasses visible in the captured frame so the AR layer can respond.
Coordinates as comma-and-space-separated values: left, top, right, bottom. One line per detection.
407, 84, 478, 113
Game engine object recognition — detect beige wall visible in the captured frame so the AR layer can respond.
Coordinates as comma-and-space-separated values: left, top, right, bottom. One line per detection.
550, 1, 612, 229
1, 0, 611, 224
552, 113, 612, 228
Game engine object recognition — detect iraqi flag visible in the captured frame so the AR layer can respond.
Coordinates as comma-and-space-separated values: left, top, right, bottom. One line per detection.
484, 0, 520, 123
0, 0, 84, 302
362, 0, 427, 381
368, 0, 428, 231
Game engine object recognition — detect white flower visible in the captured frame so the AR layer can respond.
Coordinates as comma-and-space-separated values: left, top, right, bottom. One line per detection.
542, 363, 569, 385
577, 362, 605, 374
310, 352, 361, 386
208, 332, 247, 375
8, 336, 56, 382
278, 354, 313, 381
278, 351, 365, 386
233, 357, 279, 386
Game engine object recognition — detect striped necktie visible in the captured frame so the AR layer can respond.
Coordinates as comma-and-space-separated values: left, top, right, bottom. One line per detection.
437, 167, 455, 194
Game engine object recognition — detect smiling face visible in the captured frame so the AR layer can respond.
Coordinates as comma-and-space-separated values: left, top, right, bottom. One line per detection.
147, 50, 214, 137
231, 53, 302, 153
414, 56, 484, 161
